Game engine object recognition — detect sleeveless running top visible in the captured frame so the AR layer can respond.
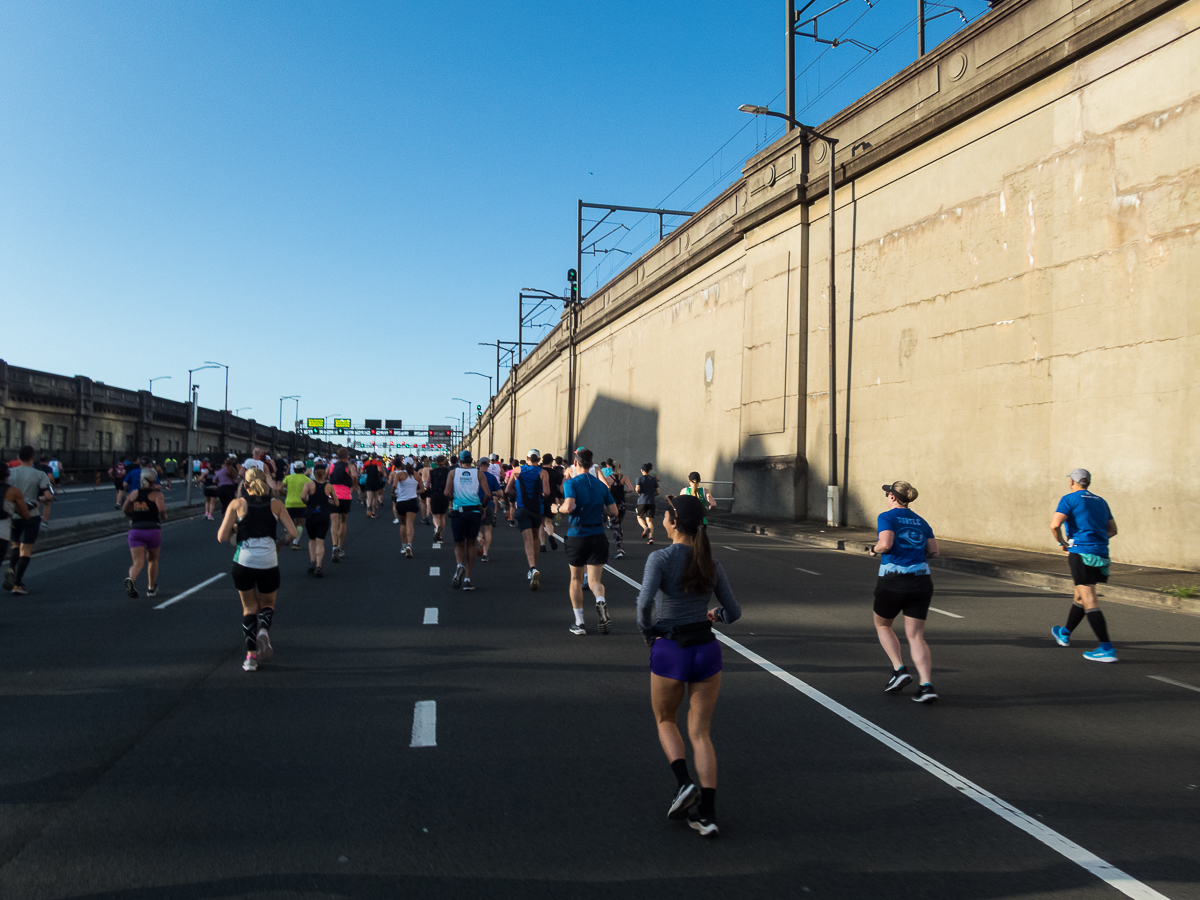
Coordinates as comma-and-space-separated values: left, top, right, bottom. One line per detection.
306, 481, 335, 517
330, 461, 353, 500
127, 489, 161, 530
233, 495, 278, 569
516, 465, 542, 510
394, 471, 418, 502
451, 467, 482, 510
364, 461, 383, 490
609, 476, 627, 506
429, 466, 450, 496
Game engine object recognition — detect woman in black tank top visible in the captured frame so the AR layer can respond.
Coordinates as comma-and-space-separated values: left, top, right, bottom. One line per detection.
300, 464, 338, 574
123, 472, 167, 598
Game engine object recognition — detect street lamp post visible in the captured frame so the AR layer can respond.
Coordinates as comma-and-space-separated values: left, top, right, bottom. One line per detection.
465, 373, 492, 454
184, 364, 219, 507
149, 375, 171, 394
479, 340, 517, 461
204, 361, 229, 412
235, 407, 252, 416
738, 104, 841, 525
279, 395, 300, 431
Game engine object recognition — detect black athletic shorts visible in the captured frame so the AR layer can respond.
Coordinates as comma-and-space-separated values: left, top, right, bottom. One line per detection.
394, 498, 420, 516
873, 573, 933, 620
430, 493, 450, 515
450, 508, 482, 543
1069, 552, 1109, 585
10, 516, 41, 546
231, 563, 281, 594
285, 506, 306, 522
203, 487, 218, 497
337, 499, 352, 515
637, 501, 656, 517
515, 507, 540, 532
484, 505, 496, 527
565, 533, 609, 567
306, 515, 330, 540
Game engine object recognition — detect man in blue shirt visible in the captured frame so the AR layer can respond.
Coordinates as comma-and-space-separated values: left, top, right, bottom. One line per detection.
476, 459, 502, 562
1050, 468, 1120, 663
560, 448, 617, 636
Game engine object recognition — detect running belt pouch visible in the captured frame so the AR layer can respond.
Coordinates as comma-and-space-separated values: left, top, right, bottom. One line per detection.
669, 620, 714, 647
449, 508, 461, 519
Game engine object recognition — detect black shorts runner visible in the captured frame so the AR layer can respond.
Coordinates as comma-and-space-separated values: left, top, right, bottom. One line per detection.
10, 516, 42, 546
873, 573, 933, 620
565, 533, 609, 567
450, 508, 482, 543
515, 507, 539, 531
637, 501, 656, 516
1068, 552, 1109, 585
306, 515, 330, 540
286, 506, 306, 522
337, 499, 352, 515
430, 494, 450, 515
231, 563, 281, 594
394, 498, 420, 516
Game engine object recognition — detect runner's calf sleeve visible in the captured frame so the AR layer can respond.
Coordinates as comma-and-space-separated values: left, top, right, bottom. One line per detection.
670, 758, 693, 788
7, 546, 17, 568
13, 556, 30, 584
1085, 609, 1110, 644
243, 614, 258, 651
258, 607, 274, 632
1065, 602, 1086, 633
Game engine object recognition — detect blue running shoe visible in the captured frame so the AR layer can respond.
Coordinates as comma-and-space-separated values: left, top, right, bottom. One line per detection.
1083, 647, 1118, 663
1051, 626, 1071, 647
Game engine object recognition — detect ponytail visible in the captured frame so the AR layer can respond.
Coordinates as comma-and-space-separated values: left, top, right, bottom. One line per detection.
664, 500, 716, 594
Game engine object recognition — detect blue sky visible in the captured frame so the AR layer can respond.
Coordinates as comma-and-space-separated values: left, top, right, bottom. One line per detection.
1, 0, 986, 441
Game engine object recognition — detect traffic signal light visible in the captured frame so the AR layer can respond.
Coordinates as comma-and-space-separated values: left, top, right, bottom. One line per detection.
567, 268, 577, 283
387, 429, 394, 436
476, 405, 482, 417
369, 428, 376, 435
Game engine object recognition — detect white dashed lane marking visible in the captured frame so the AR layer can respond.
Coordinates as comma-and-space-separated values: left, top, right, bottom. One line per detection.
153, 573, 226, 610
928, 607, 964, 619
423, 607, 438, 625
410, 701, 436, 747
1148, 675, 1200, 693
795, 566, 821, 576
429, 567, 440, 576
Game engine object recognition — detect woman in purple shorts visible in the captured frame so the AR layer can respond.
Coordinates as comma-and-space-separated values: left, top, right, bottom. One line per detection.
636, 493, 740, 838
122, 468, 167, 598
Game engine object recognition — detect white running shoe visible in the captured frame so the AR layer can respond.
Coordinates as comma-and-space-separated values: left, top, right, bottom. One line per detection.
242, 652, 258, 672
569, 623, 586, 636
530, 568, 540, 591
393, 517, 400, 524
256, 629, 273, 663
405, 544, 413, 559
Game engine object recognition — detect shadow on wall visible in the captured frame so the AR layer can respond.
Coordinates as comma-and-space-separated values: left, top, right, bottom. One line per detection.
574, 393, 658, 482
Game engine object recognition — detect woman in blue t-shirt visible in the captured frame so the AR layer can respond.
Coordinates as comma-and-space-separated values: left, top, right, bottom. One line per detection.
868, 481, 940, 703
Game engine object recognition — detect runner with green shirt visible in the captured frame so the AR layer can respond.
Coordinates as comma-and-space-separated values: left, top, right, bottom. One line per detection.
681, 472, 717, 524
282, 462, 310, 551
1050, 468, 1120, 663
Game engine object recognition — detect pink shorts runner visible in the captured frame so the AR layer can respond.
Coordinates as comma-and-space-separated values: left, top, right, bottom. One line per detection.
333, 484, 352, 500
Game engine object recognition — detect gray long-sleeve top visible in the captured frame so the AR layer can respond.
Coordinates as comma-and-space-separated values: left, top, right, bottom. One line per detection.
636, 542, 740, 639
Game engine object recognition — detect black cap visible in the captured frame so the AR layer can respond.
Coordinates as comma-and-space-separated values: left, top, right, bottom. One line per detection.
667, 493, 706, 533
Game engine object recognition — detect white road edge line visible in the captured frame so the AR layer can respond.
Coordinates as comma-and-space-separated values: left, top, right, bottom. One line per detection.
604, 565, 641, 591
723, 546, 740, 551
928, 607, 964, 619
795, 566, 821, 576
429, 566, 440, 577
153, 573, 226, 610
423, 607, 438, 625
604, 567, 1168, 900
410, 700, 436, 747
1148, 675, 1200, 694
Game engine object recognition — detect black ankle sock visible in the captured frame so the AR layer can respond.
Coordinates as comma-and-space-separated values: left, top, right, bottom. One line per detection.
698, 787, 716, 817
242, 614, 258, 651
13, 556, 30, 585
894, 664, 908, 674
670, 759, 692, 788
258, 607, 274, 632
1065, 602, 1086, 633
1085, 608, 1110, 643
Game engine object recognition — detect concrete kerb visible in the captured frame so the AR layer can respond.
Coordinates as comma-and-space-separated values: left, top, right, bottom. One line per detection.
36, 504, 208, 553
708, 519, 1200, 617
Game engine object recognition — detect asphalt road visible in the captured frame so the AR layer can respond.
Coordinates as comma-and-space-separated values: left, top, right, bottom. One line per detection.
2, 504, 1197, 899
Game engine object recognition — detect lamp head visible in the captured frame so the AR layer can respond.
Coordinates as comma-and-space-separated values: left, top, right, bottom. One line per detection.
738, 104, 769, 115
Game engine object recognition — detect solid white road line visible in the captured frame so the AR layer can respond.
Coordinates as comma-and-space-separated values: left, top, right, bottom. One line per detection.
795, 566, 821, 576
723, 546, 740, 551
602, 567, 1168, 900
423, 607, 438, 625
928, 607, 964, 619
429, 566, 440, 576
410, 700, 436, 747
153, 573, 226, 610
714, 632, 1169, 900
1148, 675, 1200, 694
604, 565, 642, 591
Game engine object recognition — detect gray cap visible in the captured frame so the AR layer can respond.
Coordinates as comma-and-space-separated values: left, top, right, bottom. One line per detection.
527, 448, 540, 459
1069, 468, 1091, 484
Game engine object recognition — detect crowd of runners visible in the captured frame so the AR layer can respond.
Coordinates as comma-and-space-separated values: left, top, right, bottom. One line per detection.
1, 440, 1122, 838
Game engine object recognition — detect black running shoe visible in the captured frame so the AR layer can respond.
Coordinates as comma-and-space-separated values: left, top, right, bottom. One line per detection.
596, 599, 611, 634
913, 683, 939, 704
688, 811, 720, 837
3, 567, 15, 591
668, 783, 699, 820
461, 578, 475, 591
124, 577, 138, 599
451, 565, 465, 589
314, 566, 323, 578
548, 533, 559, 551
306, 564, 315, 575
884, 669, 912, 693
